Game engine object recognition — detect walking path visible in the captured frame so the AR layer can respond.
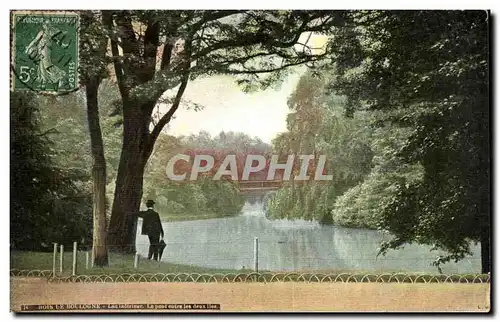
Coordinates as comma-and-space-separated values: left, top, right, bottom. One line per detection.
10, 277, 490, 312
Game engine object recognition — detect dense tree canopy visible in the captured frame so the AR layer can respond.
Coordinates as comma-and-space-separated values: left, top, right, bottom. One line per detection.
328, 10, 490, 273
11, 92, 92, 250
267, 10, 490, 272
265, 72, 374, 223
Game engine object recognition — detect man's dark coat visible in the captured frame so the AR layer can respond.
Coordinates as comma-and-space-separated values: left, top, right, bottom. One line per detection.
139, 209, 164, 237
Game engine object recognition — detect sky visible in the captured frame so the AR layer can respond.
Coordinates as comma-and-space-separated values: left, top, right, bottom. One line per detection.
164, 70, 303, 144
161, 34, 328, 144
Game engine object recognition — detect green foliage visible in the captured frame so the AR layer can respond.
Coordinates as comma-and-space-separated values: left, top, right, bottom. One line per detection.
38, 80, 123, 181
10, 92, 92, 251
332, 114, 423, 229
37, 80, 123, 209
327, 10, 490, 271
266, 72, 374, 223
333, 163, 424, 229
200, 178, 245, 215
266, 10, 490, 273
35, 82, 247, 221
143, 131, 267, 218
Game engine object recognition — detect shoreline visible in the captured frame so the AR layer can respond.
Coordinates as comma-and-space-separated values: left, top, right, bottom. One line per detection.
159, 212, 239, 222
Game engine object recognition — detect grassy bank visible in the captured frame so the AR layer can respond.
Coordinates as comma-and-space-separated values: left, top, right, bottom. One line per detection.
11, 251, 484, 278
10, 250, 254, 276
10, 250, 409, 276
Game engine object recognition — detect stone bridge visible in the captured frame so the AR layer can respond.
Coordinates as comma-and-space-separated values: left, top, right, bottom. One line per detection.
234, 180, 282, 203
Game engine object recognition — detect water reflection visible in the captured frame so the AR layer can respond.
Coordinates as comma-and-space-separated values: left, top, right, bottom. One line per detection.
136, 202, 481, 273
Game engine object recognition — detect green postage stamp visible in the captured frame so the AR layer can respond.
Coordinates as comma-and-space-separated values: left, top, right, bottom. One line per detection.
11, 11, 80, 94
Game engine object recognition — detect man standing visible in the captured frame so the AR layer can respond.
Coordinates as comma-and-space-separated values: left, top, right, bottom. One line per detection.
138, 200, 164, 261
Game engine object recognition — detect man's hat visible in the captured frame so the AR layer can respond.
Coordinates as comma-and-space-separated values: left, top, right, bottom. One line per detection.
146, 199, 155, 207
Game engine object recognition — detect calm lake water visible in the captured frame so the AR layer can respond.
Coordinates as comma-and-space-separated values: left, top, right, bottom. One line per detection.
136, 202, 481, 274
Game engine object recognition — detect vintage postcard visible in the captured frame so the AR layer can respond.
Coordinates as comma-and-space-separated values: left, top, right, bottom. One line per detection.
9, 9, 491, 313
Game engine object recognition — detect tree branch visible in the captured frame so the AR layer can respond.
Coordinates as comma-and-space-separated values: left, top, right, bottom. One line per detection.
193, 33, 265, 60
160, 43, 174, 71
191, 14, 321, 61
147, 72, 189, 156
103, 11, 129, 99
114, 11, 140, 57
142, 19, 160, 82
145, 21, 198, 156
193, 10, 243, 30
225, 53, 328, 75
37, 127, 59, 137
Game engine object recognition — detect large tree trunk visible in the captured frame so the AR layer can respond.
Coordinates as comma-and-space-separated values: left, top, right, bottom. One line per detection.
91, 165, 108, 266
86, 77, 109, 267
107, 103, 151, 253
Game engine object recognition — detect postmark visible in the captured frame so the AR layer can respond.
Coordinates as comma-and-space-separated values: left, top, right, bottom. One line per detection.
11, 10, 80, 94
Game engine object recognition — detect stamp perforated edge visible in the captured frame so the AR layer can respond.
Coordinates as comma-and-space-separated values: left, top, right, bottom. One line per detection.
10, 10, 81, 95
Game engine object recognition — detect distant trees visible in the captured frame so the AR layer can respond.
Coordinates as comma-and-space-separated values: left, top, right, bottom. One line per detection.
143, 131, 271, 218
265, 72, 374, 223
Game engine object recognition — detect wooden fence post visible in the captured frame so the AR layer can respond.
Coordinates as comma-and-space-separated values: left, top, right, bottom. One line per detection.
72, 242, 77, 276
52, 243, 58, 276
59, 244, 64, 273
254, 237, 259, 272
134, 253, 139, 269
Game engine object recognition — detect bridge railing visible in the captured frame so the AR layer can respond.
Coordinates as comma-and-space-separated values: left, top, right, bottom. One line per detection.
235, 180, 283, 191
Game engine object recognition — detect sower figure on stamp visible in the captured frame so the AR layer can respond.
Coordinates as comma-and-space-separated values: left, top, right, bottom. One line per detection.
138, 200, 164, 261
24, 23, 68, 89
